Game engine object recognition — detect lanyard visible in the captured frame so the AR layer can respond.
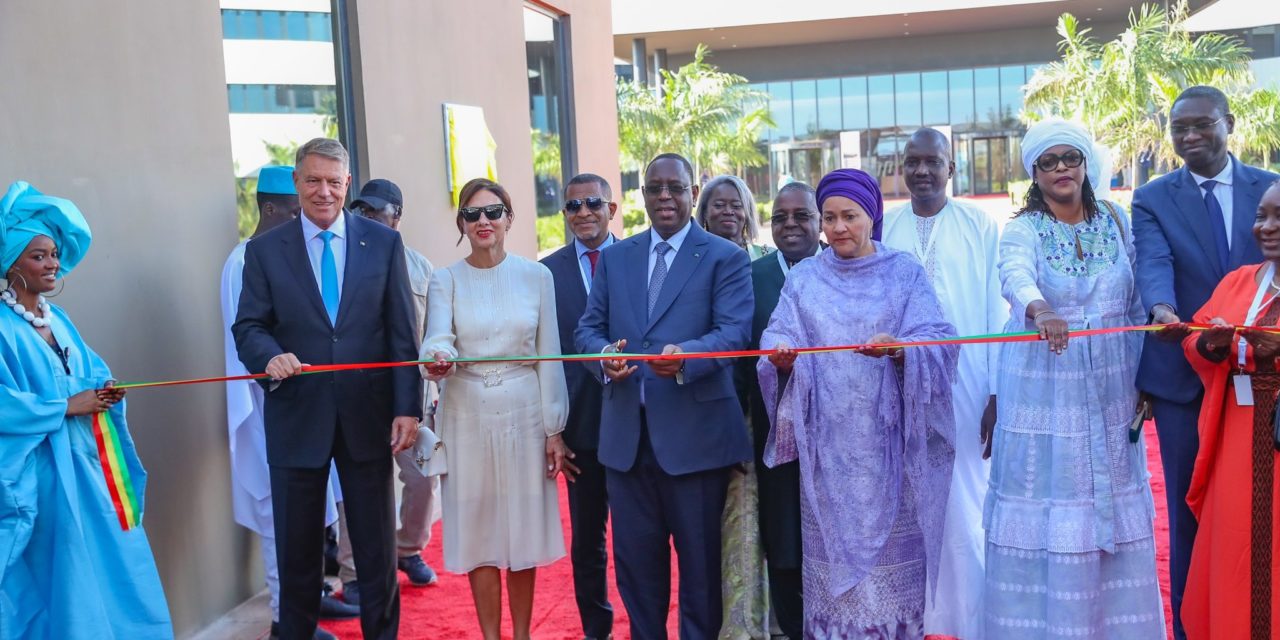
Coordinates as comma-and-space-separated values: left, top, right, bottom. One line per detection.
1241, 262, 1278, 369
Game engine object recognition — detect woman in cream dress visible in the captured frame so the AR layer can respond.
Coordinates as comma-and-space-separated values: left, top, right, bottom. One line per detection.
422, 178, 572, 640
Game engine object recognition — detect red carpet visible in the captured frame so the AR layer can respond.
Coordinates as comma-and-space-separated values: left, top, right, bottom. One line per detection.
324, 423, 1175, 639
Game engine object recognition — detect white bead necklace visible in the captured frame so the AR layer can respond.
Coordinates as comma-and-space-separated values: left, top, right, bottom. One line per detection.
1, 289, 52, 329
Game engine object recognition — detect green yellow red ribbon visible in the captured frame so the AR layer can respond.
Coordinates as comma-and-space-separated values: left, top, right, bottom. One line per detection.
110, 322, 1247, 391
91, 411, 141, 531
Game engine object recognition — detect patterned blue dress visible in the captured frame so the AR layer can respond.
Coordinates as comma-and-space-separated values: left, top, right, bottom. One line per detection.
985, 207, 1165, 638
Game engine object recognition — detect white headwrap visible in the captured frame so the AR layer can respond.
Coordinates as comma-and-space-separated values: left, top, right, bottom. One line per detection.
1021, 118, 1112, 200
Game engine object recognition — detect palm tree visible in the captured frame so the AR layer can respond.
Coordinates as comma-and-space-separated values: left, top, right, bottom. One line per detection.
616, 44, 773, 178
1231, 88, 1280, 168
1023, 1, 1255, 184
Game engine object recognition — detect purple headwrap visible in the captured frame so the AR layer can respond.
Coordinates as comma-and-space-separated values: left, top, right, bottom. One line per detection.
816, 168, 884, 241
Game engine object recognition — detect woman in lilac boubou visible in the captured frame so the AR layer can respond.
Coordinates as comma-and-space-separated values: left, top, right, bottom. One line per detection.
757, 168, 958, 638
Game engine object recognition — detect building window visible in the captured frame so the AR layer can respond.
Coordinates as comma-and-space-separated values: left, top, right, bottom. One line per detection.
817, 78, 842, 134
221, 10, 333, 41
868, 75, 895, 129
524, 5, 575, 219
793, 80, 819, 139
999, 65, 1026, 127
974, 67, 1001, 128
768, 82, 794, 141
842, 76, 868, 130
921, 71, 949, 126
894, 72, 922, 129
227, 84, 336, 114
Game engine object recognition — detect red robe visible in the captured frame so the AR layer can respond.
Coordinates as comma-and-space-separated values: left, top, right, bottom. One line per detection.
1181, 263, 1280, 639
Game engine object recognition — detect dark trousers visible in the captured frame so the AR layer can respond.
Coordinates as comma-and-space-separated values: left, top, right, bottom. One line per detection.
1153, 394, 1202, 640
607, 419, 731, 640
567, 448, 614, 639
271, 429, 400, 640
769, 567, 803, 640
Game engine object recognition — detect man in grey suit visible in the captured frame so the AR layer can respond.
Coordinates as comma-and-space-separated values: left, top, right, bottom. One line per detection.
1133, 85, 1280, 639
575, 153, 753, 640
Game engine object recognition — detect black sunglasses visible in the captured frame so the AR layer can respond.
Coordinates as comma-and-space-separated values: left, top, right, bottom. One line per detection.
642, 183, 690, 196
459, 204, 509, 222
1034, 149, 1085, 173
564, 197, 609, 214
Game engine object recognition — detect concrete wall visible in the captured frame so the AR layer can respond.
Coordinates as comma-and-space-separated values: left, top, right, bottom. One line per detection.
0, 1, 249, 637
349, 0, 621, 264
668, 22, 1130, 82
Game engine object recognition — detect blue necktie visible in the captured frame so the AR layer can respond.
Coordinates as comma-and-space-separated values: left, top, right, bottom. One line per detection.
648, 242, 671, 319
319, 230, 339, 324
1202, 180, 1230, 273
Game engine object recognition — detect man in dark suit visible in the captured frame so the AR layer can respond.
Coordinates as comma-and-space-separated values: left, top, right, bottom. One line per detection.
575, 153, 753, 640
541, 172, 619, 640
1133, 85, 1280, 639
234, 138, 422, 640
735, 181, 821, 640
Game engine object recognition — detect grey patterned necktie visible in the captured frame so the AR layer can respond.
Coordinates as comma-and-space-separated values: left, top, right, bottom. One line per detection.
648, 241, 672, 318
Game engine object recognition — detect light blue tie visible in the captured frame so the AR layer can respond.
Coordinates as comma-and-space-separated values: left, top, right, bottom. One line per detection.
319, 230, 339, 324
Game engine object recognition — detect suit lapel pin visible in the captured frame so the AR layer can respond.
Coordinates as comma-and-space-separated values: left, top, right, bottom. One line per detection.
694, 252, 701, 258
360, 240, 367, 247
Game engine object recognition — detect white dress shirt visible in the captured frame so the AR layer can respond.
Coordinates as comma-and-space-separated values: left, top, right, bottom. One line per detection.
299, 211, 348, 297
1190, 156, 1235, 249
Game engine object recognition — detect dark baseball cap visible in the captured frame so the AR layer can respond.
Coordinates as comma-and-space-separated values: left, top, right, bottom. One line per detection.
351, 178, 403, 210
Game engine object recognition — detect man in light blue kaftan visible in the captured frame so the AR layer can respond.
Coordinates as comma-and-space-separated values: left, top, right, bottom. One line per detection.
0, 181, 171, 639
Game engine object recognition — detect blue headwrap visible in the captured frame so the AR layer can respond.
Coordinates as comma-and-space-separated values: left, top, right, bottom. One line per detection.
1, 181, 92, 276
816, 168, 884, 241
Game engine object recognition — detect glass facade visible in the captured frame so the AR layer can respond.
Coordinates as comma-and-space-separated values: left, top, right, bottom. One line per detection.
524, 6, 574, 220
753, 63, 1045, 198
227, 84, 337, 114
221, 10, 333, 41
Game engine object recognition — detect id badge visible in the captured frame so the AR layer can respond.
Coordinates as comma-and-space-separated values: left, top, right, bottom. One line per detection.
1234, 374, 1255, 406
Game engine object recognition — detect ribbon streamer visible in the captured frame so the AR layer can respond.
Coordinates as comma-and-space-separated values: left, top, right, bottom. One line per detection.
110, 322, 1264, 391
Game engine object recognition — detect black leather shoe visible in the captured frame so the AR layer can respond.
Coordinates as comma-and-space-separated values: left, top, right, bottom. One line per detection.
318, 593, 360, 619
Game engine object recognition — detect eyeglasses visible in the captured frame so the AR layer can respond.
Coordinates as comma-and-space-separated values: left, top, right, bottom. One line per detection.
642, 183, 690, 196
1034, 149, 1086, 173
564, 197, 609, 214
770, 211, 815, 225
354, 203, 401, 219
1169, 116, 1227, 137
903, 157, 947, 170
459, 204, 509, 222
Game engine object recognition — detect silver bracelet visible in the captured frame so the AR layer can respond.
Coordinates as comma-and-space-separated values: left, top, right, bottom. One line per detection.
1034, 309, 1057, 321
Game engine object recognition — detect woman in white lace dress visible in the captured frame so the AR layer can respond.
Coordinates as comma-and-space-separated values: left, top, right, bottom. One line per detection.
985, 120, 1164, 639
421, 178, 571, 640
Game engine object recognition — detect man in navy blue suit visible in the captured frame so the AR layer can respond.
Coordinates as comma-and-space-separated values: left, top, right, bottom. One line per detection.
234, 138, 422, 640
575, 153, 753, 640
541, 172, 619, 640
1133, 85, 1280, 639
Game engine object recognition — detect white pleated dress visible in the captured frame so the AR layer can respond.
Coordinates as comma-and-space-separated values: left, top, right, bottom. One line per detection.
421, 255, 568, 573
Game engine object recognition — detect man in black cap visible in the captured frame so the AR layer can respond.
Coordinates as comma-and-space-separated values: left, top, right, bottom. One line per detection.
336, 178, 440, 604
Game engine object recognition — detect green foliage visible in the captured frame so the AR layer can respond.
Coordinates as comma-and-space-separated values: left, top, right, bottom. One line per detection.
531, 129, 561, 180
236, 171, 258, 241
263, 141, 299, 167
1022, 1, 1271, 173
536, 215, 566, 252
616, 44, 773, 177
619, 189, 651, 237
